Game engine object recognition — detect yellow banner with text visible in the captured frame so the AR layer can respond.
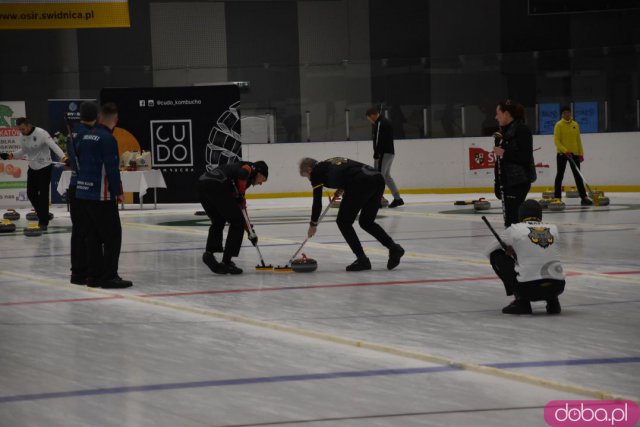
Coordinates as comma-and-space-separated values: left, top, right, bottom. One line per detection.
0, 1, 130, 30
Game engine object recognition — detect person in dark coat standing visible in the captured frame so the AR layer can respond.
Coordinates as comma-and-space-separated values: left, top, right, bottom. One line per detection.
366, 106, 404, 208
67, 101, 99, 285
493, 100, 535, 227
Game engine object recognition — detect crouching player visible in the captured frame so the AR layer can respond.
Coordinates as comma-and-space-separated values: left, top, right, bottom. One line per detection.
485, 199, 565, 315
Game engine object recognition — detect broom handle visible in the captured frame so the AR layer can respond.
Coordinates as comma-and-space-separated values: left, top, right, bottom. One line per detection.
567, 155, 594, 197
288, 194, 336, 264
481, 215, 508, 250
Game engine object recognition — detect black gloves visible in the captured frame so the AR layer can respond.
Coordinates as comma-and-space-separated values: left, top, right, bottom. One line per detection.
248, 227, 258, 246
493, 131, 503, 147
494, 182, 502, 200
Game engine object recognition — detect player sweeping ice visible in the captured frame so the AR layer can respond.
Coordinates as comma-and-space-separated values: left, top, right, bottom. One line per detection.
299, 157, 404, 271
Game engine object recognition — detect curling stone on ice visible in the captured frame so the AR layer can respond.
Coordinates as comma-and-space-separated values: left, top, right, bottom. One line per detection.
565, 188, 580, 198
538, 198, 550, 209
291, 253, 318, 273
473, 198, 491, 211
26, 210, 54, 221
23, 223, 43, 236
0, 219, 16, 233
3, 209, 19, 220
548, 198, 566, 211
595, 195, 610, 206
542, 190, 555, 199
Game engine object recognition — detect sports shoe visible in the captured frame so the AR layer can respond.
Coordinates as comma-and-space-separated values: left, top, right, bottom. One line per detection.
70, 275, 86, 286
86, 278, 101, 288
387, 244, 405, 270
100, 276, 133, 289
580, 198, 593, 206
501, 299, 532, 315
38, 224, 48, 231
546, 298, 561, 314
388, 198, 404, 208
218, 261, 243, 275
346, 257, 371, 271
202, 251, 219, 273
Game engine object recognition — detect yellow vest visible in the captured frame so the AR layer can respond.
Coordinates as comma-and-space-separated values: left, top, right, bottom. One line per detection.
553, 119, 583, 155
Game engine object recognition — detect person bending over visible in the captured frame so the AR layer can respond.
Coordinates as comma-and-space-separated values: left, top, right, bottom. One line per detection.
299, 157, 404, 271
197, 161, 268, 275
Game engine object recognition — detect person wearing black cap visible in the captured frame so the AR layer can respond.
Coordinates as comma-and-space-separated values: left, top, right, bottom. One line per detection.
67, 101, 99, 285
197, 160, 268, 274
485, 199, 566, 315
298, 157, 404, 271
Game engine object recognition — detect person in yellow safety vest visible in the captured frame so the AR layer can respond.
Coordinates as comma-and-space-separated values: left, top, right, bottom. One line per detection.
553, 106, 593, 206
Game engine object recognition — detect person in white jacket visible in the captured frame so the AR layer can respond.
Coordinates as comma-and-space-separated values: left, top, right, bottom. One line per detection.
485, 199, 566, 315
5, 117, 64, 231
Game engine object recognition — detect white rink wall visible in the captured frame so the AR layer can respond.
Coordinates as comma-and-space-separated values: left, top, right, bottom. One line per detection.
242, 132, 640, 195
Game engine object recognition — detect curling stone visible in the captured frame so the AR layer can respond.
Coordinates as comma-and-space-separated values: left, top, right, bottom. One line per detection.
26, 211, 54, 221
291, 253, 318, 273
3, 209, 19, 220
597, 196, 610, 206
548, 199, 566, 211
473, 198, 491, 211
591, 190, 605, 197
542, 191, 555, 199
0, 219, 16, 233
538, 198, 550, 209
566, 189, 580, 198
23, 223, 43, 236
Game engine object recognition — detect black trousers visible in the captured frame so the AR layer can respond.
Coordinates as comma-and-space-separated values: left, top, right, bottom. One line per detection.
489, 249, 565, 301
68, 185, 88, 278
197, 180, 245, 261
26, 164, 52, 226
503, 182, 530, 228
79, 199, 122, 282
554, 153, 587, 199
337, 173, 395, 259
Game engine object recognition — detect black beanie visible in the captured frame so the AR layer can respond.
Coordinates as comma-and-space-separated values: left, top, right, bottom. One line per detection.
253, 160, 268, 179
79, 102, 98, 121
518, 199, 542, 222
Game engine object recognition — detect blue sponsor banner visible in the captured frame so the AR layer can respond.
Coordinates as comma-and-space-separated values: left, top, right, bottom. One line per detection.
573, 101, 598, 133
47, 99, 96, 203
539, 103, 559, 135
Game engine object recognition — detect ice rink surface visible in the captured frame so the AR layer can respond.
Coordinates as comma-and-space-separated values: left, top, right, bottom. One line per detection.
1, 193, 639, 427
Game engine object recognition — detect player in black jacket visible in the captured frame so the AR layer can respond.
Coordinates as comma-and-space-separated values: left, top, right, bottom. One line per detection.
493, 100, 535, 227
197, 161, 268, 274
366, 106, 404, 208
299, 157, 404, 271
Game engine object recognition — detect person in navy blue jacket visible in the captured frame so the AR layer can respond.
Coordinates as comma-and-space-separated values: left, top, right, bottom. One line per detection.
66, 101, 99, 285
76, 103, 132, 289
